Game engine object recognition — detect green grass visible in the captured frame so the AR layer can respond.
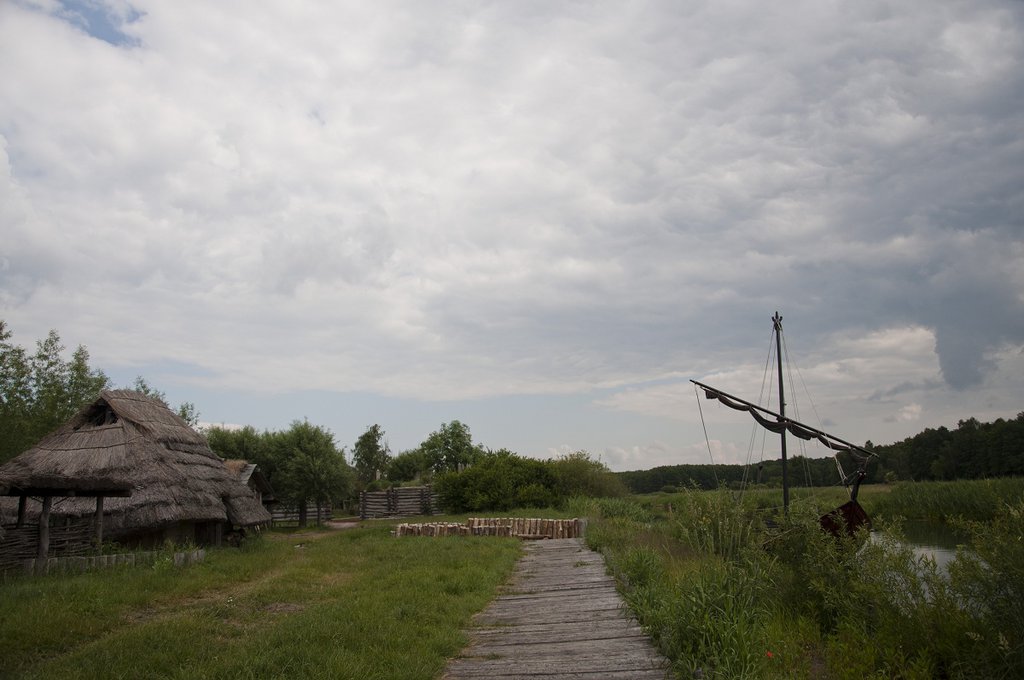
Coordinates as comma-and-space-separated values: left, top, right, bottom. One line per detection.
579, 484, 1024, 678
868, 478, 1024, 521
0, 521, 522, 679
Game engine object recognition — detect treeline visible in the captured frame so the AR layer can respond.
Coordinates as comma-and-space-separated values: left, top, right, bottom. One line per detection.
435, 450, 627, 513
205, 421, 352, 525
618, 413, 1024, 494
616, 456, 852, 494
0, 322, 196, 465
870, 413, 1024, 481
208, 419, 627, 516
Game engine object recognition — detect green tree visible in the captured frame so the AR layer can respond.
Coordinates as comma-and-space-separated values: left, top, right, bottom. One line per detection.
352, 423, 391, 486
0, 321, 109, 463
206, 425, 265, 462
274, 420, 352, 527
550, 450, 627, 499
420, 420, 483, 473
435, 449, 558, 512
386, 449, 430, 483
0, 321, 34, 460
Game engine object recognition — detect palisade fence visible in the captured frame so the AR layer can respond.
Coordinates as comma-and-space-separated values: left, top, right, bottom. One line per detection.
394, 517, 586, 539
1, 541, 206, 578
360, 486, 440, 519
270, 503, 332, 526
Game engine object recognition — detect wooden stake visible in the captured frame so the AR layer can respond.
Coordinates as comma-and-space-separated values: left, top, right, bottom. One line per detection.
38, 496, 52, 562
94, 496, 105, 553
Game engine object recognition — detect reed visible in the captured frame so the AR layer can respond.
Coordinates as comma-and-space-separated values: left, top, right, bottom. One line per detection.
866, 478, 1024, 521
587, 489, 1024, 678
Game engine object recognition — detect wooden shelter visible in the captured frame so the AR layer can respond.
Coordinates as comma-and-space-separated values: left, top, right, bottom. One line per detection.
0, 390, 270, 553
224, 459, 276, 510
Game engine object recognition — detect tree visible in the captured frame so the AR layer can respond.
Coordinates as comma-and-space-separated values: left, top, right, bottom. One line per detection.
352, 423, 391, 486
0, 321, 110, 463
420, 420, 483, 473
435, 449, 558, 512
274, 420, 352, 526
386, 449, 430, 483
550, 450, 627, 499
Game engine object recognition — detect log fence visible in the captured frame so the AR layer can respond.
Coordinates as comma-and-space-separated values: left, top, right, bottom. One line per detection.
360, 486, 440, 519
270, 503, 332, 526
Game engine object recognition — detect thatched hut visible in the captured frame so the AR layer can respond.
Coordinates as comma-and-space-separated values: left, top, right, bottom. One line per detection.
0, 390, 270, 549
224, 459, 276, 510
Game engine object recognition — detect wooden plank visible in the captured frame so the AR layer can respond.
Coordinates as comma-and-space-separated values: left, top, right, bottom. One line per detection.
444, 538, 670, 680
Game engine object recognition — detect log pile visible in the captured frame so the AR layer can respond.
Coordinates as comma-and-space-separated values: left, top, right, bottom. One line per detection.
394, 517, 585, 539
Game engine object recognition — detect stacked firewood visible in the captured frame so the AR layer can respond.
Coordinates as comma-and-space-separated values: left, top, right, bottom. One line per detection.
394, 517, 585, 539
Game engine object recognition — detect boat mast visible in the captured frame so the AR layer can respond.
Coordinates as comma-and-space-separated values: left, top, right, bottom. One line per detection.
773, 311, 789, 514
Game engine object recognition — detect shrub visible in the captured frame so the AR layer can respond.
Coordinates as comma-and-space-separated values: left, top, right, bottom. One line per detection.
435, 450, 557, 512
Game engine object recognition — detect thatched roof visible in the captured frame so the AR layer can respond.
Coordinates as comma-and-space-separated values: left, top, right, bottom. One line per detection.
0, 390, 270, 532
224, 459, 276, 503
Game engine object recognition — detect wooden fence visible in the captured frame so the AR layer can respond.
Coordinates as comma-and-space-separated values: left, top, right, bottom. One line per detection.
3, 548, 206, 578
271, 503, 332, 526
394, 517, 586, 539
0, 519, 96, 570
360, 486, 440, 519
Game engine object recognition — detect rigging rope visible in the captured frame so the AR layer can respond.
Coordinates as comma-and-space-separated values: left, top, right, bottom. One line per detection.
694, 383, 720, 489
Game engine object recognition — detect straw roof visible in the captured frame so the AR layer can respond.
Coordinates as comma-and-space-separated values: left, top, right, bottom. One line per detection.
224, 459, 276, 503
0, 390, 270, 532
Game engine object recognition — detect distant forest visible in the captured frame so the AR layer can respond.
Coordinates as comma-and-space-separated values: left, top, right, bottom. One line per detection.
617, 413, 1024, 494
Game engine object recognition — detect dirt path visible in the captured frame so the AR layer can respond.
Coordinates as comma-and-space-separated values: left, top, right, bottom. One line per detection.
444, 538, 670, 679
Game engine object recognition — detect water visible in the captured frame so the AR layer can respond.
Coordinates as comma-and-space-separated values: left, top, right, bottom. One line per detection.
876, 519, 966, 572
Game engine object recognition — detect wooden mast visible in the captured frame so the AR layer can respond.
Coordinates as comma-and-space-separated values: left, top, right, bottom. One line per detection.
773, 312, 790, 514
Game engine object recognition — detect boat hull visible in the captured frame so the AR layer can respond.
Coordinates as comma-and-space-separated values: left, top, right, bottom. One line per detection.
820, 500, 871, 537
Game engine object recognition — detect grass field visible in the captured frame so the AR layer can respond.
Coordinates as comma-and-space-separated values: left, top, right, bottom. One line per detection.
0, 520, 522, 680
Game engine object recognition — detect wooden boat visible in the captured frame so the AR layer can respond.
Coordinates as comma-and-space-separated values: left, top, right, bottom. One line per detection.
691, 312, 877, 537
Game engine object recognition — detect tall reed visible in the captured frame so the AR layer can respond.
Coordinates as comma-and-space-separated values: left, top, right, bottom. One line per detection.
587, 489, 1024, 678
869, 478, 1024, 521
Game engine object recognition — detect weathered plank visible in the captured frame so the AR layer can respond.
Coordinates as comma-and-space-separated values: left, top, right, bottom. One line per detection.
444, 538, 670, 680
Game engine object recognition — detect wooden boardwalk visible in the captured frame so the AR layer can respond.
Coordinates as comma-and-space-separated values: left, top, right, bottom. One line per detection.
444, 538, 670, 680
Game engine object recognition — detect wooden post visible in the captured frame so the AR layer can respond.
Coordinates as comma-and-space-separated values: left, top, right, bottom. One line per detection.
38, 496, 52, 562
94, 496, 105, 553
17, 495, 27, 527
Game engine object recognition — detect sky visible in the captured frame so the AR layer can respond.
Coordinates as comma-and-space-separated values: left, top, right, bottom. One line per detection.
1, 0, 1022, 473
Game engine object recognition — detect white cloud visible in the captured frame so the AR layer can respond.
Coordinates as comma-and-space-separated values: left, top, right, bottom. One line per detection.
2, 0, 1022, 464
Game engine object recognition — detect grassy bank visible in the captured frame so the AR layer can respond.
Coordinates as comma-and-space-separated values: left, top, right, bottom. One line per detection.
0, 521, 522, 679
576, 482, 1024, 679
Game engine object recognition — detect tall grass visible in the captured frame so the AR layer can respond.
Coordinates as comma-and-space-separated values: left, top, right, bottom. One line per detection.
0, 522, 522, 679
868, 478, 1024, 521
586, 486, 1024, 678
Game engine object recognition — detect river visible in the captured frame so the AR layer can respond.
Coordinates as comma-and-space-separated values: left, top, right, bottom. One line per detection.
878, 519, 966, 572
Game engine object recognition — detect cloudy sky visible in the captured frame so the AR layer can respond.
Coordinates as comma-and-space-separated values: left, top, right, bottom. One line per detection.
2, 0, 1022, 472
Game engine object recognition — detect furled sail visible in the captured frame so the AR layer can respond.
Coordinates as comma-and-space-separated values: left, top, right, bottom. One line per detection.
691, 380, 879, 462
700, 387, 851, 452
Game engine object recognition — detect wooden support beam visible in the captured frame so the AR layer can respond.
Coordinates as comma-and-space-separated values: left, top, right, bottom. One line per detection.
38, 496, 52, 562
17, 495, 27, 527
94, 495, 105, 553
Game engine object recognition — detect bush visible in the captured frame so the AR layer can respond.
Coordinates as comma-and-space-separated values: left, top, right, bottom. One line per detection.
434, 450, 628, 513
550, 451, 628, 499
435, 451, 557, 512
